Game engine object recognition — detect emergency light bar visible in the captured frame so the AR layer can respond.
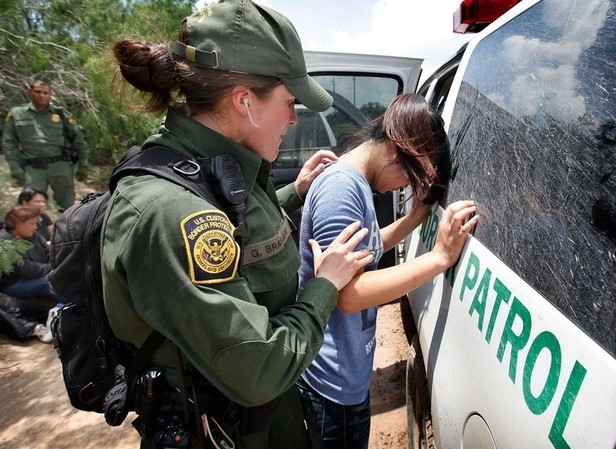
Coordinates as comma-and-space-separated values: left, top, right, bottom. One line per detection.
453, 0, 522, 33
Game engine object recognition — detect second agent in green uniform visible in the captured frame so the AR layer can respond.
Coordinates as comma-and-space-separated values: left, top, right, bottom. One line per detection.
2, 80, 88, 210
103, 1, 373, 448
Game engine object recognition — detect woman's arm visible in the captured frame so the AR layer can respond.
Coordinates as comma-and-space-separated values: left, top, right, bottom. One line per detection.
380, 202, 431, 252
338, 201, 478, 313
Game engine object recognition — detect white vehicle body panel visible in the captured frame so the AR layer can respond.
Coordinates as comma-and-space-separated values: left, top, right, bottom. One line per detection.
407, 0, 616, 447
408, 206, 616, 449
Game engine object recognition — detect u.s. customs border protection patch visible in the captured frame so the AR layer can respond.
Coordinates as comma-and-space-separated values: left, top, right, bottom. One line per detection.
181, 210, 239, 284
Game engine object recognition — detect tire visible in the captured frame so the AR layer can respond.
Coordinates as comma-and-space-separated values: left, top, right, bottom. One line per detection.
399, 295, 418, 345
406, 335, 436, 449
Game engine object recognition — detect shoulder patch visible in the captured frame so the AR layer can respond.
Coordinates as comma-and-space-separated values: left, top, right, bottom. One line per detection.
181, 210, 239, 284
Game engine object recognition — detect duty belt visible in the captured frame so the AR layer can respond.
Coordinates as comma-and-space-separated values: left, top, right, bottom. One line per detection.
25, 155, 64, 166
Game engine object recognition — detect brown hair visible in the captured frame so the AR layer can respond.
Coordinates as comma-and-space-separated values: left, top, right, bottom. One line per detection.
343, 93, 449, 203
111, 22, 282, 116
1, 206, 39, 232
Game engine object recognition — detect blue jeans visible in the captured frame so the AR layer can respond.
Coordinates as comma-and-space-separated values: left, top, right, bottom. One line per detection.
297, 378, 371, 449
1, 274, 65, 304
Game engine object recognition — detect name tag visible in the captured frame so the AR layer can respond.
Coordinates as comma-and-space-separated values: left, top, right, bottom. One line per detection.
242, 220, 292, 264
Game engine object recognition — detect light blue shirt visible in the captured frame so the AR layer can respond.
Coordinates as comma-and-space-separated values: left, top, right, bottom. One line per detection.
298, 161, 383, 405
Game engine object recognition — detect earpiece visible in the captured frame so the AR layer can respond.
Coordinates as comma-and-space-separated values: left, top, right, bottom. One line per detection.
242, 97, 261, 128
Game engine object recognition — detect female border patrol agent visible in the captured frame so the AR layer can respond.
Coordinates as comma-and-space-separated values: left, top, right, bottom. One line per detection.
102, 1, 373, 448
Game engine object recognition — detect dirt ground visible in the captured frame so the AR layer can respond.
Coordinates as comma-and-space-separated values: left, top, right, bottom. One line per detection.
0, 300, 409, 449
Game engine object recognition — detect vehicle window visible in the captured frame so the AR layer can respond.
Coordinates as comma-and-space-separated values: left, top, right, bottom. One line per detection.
273, 74, 402, 170
431, 75, 454, 115
446, 0, 616, 356
419, 68, 456, 114
277, 107, 336, 169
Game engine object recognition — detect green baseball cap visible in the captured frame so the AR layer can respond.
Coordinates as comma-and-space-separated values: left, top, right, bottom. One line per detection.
171, 0, 333, 112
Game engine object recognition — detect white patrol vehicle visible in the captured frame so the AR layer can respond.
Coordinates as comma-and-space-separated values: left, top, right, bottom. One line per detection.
403, 0, 616, 448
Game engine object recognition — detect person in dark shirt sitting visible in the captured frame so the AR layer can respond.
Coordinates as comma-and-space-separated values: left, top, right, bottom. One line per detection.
17, 187, 54, 243
0, 206, 65, 343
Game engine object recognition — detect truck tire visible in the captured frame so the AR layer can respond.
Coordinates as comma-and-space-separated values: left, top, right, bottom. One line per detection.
406, 335, 436, 449
399, 295, 417, 345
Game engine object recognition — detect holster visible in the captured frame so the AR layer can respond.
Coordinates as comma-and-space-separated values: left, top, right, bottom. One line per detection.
61, 148, 79, 164
134, 370, 280, 449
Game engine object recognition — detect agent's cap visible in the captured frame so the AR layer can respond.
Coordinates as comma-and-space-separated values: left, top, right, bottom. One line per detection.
171, 0, 332, 112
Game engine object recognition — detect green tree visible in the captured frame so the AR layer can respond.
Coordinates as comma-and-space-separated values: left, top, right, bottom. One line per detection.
0, 239, 31, 277
0, 0, 193, 165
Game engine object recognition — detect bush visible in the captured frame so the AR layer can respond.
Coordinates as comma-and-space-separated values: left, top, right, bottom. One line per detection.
0, 239, 31, 277
0, 158, 30, 275
0, 162, 16, 214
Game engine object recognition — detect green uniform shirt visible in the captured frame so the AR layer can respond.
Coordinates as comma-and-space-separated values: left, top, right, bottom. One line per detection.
1, 102, 88, 166
102, 108, 338, 408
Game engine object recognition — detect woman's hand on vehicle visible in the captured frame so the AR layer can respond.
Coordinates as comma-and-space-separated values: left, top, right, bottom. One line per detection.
311, 221, 373, 291
294, 150, 337, 198
432, 200, 479, 268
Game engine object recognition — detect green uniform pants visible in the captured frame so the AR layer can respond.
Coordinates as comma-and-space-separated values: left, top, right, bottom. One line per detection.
25, 160, 75, 211
239, 386, 309, 449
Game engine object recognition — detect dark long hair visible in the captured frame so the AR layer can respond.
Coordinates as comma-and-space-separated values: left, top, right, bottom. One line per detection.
343, 93, 450, 203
